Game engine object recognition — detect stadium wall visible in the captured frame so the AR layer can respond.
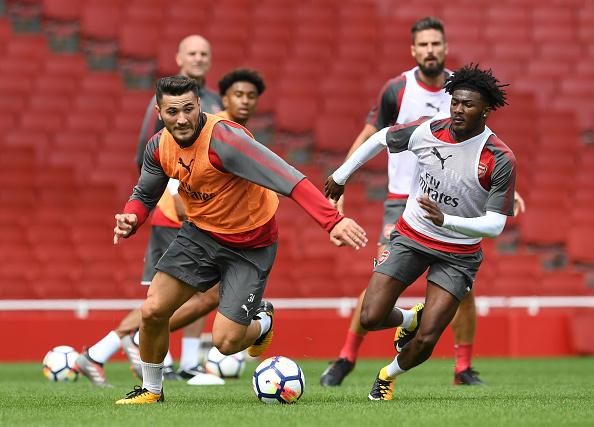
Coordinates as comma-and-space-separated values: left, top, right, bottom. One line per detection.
2, 306, 593, 361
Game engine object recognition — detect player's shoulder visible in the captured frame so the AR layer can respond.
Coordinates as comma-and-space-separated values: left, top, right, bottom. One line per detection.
485, 134, 516, 166
383, 73, 407, 91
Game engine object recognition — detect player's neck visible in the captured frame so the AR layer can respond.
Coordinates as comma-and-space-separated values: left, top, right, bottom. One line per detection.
229, 116, 248, 127
417, 71, 445, 89
449, 125, 485, 143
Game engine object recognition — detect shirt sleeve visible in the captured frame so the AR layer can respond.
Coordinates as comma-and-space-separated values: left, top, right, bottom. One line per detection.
442, 211, 507, 238
484, 137, 517, 216
332, 128, 388, 185
209, 121, 306, 196
135, 94, 164, 173
385, 117, 429, 153
125, 132, 169, 227
366, 76, 406, 129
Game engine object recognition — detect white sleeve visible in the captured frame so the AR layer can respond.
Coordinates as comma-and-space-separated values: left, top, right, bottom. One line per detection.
167, 179, 180, 195
441, 211, 507, 238
332, 127, 388, 185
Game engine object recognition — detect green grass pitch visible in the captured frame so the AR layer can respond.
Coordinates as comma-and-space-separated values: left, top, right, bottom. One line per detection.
1, 358, 593, 427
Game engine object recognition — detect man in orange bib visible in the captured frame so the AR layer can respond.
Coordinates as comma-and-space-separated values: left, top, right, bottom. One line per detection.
113, 76, 367, 404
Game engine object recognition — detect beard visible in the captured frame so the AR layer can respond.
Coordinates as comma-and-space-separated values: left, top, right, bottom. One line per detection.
417, 60, 445, 78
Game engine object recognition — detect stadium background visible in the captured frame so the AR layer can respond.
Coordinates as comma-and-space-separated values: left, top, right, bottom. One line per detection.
0, 0, 593, 361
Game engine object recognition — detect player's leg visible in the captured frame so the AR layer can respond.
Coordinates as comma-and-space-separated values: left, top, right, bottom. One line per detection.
116, 223, 221, 404
116, 271, 196, 405
368, 245, 482, 400
115, 308, 142, 337
321, 200, 405, 387
169, 285, 220, 332
369, 282, 459, 401
451, 289, 484, 385
210, 242, 277, 357
118, 226, 179, 380
177, 317, 207, 379
319, 289, 367, 386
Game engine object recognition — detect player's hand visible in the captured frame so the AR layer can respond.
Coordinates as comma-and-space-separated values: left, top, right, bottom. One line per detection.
324, 176, 345, 201
514, 191, 526, 216
329, 217, 368, 250
113, 213, 138, 244
418, 193, 444, 226
335, 195, 345, 215
328, 194, 345, 215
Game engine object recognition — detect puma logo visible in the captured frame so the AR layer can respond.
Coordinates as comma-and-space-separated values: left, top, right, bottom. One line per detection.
431, 147, 452, 169
241, 304, 252, 317
425, 102, 440, 113
178, 158, 194, 173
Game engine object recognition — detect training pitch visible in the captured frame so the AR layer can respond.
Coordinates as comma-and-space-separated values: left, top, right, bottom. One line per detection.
1, 358, 593, 427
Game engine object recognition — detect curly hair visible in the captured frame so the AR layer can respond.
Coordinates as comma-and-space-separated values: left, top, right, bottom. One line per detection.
218, 68, 266, 96
444, 64, 509, 110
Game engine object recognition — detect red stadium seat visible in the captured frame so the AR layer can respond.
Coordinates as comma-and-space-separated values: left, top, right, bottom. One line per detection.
42, 0, 82, 21
538, 270, 591, 296
119, 24, 160, 60
313, 115, 360, 153
80, 72, 123, 94
275, 97, 318, 134
43, 53, 87, 76
80, 3, 121, 40
566, 227, 594, 265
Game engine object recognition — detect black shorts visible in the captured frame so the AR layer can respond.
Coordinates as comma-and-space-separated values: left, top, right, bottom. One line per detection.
155, 221, 277, 325
140, 226, 180, 285
374, 231, 483, 301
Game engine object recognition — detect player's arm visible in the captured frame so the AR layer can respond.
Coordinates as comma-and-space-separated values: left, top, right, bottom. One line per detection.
210, 122, 368, 249
326, 118, 428, 201
115, 134, 169, 243
418, 193, 507, 238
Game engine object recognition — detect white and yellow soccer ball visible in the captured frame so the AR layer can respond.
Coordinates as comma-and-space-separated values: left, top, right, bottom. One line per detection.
252, 356, 304, 404
204, 347, 246, 379
42, 346, 79, 382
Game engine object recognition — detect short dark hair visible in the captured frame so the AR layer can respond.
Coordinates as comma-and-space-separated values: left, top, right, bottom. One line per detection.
444, 64, 509, 110
156, 76, 199, 105
218, 68, 266, 97
411, 16, 445, 43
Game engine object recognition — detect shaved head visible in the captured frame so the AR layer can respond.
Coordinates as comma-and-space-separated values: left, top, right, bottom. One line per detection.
176, 34, 212, 83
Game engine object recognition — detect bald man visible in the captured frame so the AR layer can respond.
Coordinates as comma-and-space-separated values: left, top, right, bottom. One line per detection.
136, 35, 223, 160
75, 35, 224, 388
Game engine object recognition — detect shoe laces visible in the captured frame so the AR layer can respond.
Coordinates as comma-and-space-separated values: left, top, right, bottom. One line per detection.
373, 378, 392, 397
125, 385, 147, 399
396, 327, 411, 340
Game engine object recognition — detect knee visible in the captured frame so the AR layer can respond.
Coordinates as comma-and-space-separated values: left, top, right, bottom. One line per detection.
141, 298, 169, 323
360, 307, 381, 330
212, 335, 241, 355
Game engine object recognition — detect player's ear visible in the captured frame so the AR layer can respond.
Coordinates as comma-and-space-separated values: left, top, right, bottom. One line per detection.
155, 103, 162, 121
222, 95, 230, 110
482, 107, 491, 120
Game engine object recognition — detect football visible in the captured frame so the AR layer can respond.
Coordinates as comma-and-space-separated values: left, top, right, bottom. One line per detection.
204, 347, 246, 378
42, 346, 79, 382
252, 356, 304, 404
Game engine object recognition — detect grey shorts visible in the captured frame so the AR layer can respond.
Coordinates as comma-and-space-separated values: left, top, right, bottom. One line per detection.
378, 199, 407, 245
141, 226, 180, 285
374, 231, 483, 301
155, 221, 277, 325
